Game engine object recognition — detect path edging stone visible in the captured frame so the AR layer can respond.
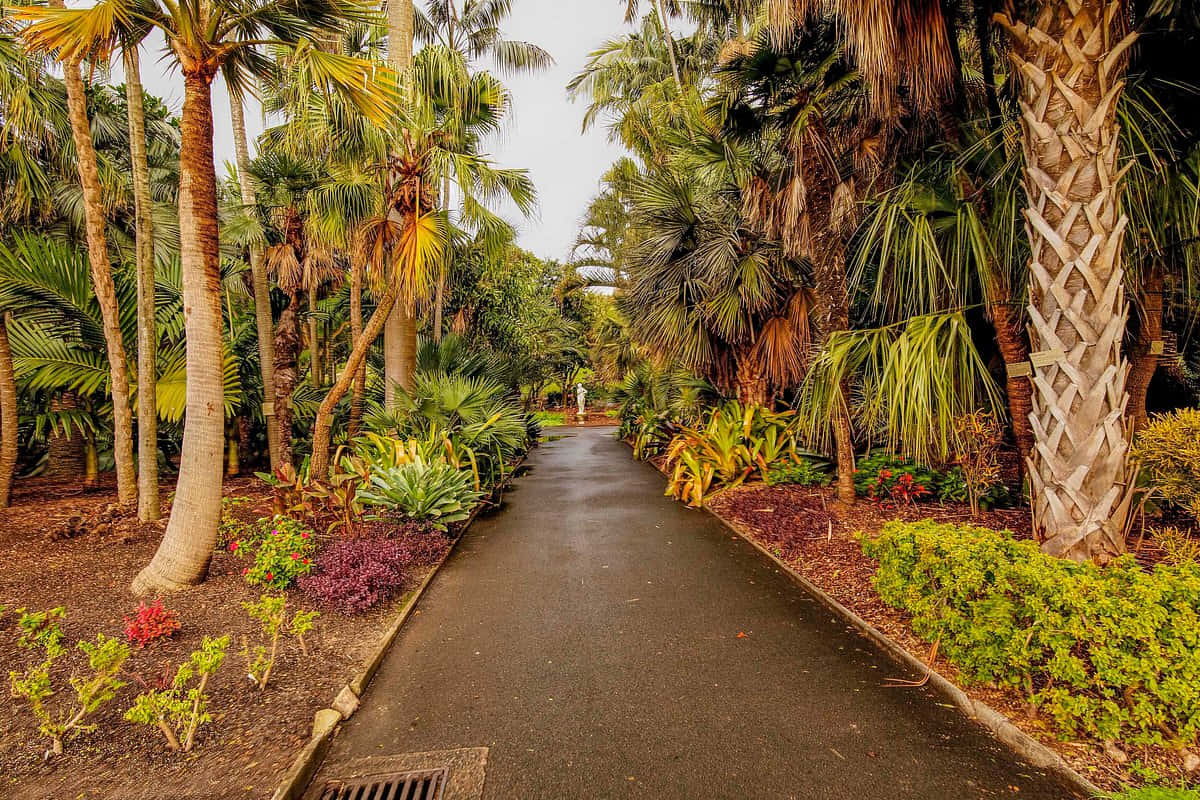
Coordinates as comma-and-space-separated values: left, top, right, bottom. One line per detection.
709, 508, 1103, 799
269, 457, 526, 800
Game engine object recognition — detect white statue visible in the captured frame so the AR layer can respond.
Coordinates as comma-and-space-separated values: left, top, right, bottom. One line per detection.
575, 382, 588, 416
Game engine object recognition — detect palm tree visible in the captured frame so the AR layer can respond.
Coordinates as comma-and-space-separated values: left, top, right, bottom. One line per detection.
384, 0, 418, 409
19, 0, 396, 592
308, 48, 536, 476
25, 0, 138, 508
621, 0, 683, 91
768, 0, 1139, 561
229, 88, 282, 471
416, 0, 551, 340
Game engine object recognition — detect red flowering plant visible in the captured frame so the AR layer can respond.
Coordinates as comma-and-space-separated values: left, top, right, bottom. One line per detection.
241, 515, 317, 590
124, 599, 181, 648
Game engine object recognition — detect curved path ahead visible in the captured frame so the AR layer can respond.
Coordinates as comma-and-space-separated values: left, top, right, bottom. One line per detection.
319, 427, 1075, 799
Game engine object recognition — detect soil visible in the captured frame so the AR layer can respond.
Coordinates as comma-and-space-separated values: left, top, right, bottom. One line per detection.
706, 482, 1197, 792
0, 475, 445, 800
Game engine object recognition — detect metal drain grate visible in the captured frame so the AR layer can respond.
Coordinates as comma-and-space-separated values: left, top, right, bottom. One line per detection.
318, 767, 449, 800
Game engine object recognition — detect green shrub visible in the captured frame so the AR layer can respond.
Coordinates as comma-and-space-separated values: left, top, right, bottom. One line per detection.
238, 515, 316, 590
126, 635, 229, 752
1133, 408, 1200, 525
863, 521, 1200, 746
216, 496, 256, 549
766, 458, 832, 487
357, 459, 483, 531
9, 608, 129, 755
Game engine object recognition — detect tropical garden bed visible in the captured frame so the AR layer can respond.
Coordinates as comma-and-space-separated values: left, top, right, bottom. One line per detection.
0, 474, 477, 799
619, 393, 1200, 796
0, 369, 534, 800
706, 483, 1194, 793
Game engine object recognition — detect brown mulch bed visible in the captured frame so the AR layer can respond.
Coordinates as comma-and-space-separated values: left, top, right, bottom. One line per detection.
0, 476, 438, 800
706, 482, 1194, 792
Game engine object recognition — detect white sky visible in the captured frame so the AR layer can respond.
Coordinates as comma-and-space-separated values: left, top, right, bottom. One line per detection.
134, 1, 634, 264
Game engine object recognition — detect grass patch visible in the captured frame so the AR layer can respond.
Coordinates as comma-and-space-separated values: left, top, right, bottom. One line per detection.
535, 411, 565, 427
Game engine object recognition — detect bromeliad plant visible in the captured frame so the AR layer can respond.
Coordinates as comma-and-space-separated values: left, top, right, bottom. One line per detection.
126, 635, 230, 752
664, 403, 803, 507
9, 608, 130, 756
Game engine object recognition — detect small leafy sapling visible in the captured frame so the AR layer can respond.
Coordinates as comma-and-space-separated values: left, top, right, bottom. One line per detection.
8, 608, 130, 756
125, 634, 230, 752
241, 595, 318, 691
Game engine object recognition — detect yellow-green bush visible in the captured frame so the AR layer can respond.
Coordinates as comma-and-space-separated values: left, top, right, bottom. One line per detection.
1132, 408, 1200, 525
863, 521, 1200, 746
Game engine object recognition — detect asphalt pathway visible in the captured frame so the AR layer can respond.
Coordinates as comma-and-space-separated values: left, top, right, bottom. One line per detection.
320, 427, 1077, 799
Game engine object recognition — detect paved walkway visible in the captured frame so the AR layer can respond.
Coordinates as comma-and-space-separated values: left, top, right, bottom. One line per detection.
319, 428, 1076, 799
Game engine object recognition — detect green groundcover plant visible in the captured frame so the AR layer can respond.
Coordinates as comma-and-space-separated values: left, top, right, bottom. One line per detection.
863, 521, 1200, 746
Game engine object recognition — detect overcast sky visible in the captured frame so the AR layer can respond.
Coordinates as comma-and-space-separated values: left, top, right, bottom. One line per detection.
134, 1, 633, 264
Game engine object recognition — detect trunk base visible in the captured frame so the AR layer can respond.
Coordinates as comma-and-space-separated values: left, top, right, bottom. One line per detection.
131, 564, 201, 596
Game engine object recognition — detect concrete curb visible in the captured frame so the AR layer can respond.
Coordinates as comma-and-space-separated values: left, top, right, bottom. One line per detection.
269, 456, 527, 800
709, 508, 1104, 799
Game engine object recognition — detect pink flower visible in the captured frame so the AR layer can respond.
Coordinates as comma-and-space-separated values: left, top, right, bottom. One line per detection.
302, 558, 311, 565
290, 552, 300, 560
300, 533, 310, 539
228, 541, 239, 552
242, 567, 249, 576
266, 572, 274, 580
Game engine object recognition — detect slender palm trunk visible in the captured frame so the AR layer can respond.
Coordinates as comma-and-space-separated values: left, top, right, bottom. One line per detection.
0, 313, 17, 507
433, 174, 451, 342
348, 260, 366, 439
811, 246, 856, 505
311, 287, 400, 478
308, 290, 322, 386
1127, 267, 1163, 434
230, 92, 281, 470
124, 45, 160, 521
998, 2, 1136, 562
274, 294, 300, 468
384, 0, 416, 409
991, 298, 1035, 469
133, 70, 226, 593
61, 55, 136, 506
653, 0, 682, 92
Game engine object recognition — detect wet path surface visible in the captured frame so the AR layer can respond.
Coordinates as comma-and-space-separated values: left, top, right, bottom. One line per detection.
319, 427, 1075, 799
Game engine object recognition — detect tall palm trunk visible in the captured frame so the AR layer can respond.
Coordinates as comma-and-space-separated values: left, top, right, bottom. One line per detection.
133, 69, 226, 593
348, 259, 366, 439
311, 287, 400, 477
124, 45, 160, 522
384, 0, 417, 409
1126, 267, 1163, 434
653, 0, 682, 92
433, 174, 451, 342
61, 53, 136, 506
274, 294, 301, 467
998, 2, 1137, 562
733, 349, 768, 407
0, 313, 17, 507
230, 91, 281, 470
811, 245, 856, 506
308, 290, 322, 386
991, 298, 1035, 468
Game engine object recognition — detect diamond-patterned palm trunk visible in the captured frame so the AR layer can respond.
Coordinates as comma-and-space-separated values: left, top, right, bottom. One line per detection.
997, 1, 1137, 562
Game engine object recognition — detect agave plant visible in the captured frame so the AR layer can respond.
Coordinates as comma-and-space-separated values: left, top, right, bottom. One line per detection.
356, 458, 483, 530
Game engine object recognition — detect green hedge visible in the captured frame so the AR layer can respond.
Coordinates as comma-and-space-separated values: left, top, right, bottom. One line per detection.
862, 521, 1200, 746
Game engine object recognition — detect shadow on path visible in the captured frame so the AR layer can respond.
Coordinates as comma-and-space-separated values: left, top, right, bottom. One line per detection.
317, 428, 1077, 800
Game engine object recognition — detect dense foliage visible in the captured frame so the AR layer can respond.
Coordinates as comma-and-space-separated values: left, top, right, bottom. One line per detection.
864, 521, 1200, 746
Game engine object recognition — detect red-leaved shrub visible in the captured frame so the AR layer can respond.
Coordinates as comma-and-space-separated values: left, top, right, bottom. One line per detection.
124, 599, 181, 647
298, 531, 449, 614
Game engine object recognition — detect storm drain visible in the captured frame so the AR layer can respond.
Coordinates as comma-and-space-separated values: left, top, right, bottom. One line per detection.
318, 767, 449, 800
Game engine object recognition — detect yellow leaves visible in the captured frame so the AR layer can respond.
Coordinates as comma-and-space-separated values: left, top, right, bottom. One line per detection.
14, 0, 130, 64
392, 210, 444, 309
